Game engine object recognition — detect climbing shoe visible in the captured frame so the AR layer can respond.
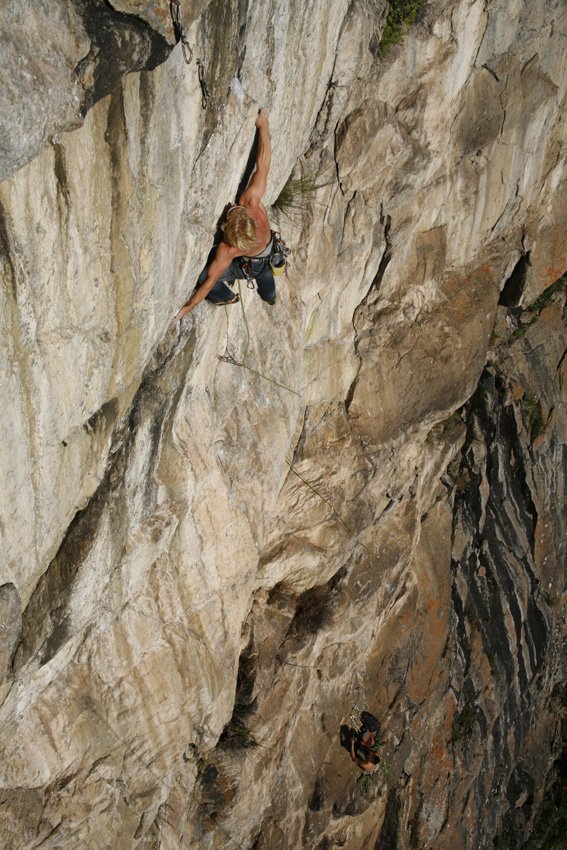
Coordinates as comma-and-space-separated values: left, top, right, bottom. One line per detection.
214, 294, 240, 306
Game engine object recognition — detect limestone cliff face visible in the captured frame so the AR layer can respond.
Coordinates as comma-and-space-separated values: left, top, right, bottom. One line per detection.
0, 1, 565, 848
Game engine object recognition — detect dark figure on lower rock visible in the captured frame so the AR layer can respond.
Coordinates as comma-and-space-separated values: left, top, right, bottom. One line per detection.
340, 710, 381, 774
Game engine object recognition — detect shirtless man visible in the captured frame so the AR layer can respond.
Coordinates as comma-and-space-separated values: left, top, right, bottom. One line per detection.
175, 108, 275, 319
339, 711, 381, 774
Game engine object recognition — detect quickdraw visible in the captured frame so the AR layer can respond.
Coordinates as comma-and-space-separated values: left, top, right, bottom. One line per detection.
272, 231, 292, 260
240, 260, 256, 290
197, 59, 211, 111
170, 1, 210, 111
169, 0, 193, 65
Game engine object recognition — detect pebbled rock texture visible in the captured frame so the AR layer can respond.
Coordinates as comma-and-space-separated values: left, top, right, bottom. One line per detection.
0, 0, 566, 848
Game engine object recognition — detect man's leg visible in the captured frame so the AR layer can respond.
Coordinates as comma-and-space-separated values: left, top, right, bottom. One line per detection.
339, 725, 355, 753
206, 280, 238, 305
201, 258, 241, 305
254, 263, 276, 305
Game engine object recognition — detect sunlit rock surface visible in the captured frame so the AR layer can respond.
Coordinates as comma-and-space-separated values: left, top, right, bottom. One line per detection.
0, 0, 565, 847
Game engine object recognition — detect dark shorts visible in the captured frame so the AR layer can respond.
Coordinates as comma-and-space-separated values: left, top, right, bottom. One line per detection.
360, 711, 380, 735
340, 724, 357, 753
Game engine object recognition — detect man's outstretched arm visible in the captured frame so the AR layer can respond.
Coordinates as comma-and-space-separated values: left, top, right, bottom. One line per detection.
175, 244, 236, 319
240, 109, 271, 206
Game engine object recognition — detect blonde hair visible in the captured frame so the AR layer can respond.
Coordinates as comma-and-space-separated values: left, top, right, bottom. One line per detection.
221, 207, 257, 252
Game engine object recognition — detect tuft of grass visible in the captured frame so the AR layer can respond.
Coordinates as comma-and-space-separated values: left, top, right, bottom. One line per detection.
530, 272, 567, 316
273, 173, 330, 221
378, 0, 425, 57
356, 758, 389, 798
451, 703, 476, 743
544, 592, 561, 608
218, 720, 258, 751
357, 772, 376, 798
425, 410, 464, 445
288, 584, 335, 641
522, 395, 546, 442
509, 271, 567, 340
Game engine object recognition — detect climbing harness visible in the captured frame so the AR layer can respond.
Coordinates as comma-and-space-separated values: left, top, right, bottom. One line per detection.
239, 231, 292, 288
239, 260, 256, 290
169, 0, 193, 64
170, 0, 210, 110
197, 59, 211, 110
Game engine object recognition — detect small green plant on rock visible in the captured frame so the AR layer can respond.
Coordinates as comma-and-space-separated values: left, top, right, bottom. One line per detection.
522, 394, 546, 442
273, 172, 331, 221
378, 0, 425, 56
530, 271, 567, 316
425, 410, 464, 445
357, 772, 376, 798
378, 754, 390, 778
509, 271, 567, 341
218, 719, 258, 750
544, 591, 560, 608
451, 703, 476, 743
356, 757, 389, 798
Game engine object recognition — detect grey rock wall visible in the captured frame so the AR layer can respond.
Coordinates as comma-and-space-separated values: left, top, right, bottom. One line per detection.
0, 0, 173, 182
0, 0, 565, 848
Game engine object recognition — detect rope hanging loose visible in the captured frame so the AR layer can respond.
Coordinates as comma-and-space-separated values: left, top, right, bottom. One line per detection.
170, 0, 193, 65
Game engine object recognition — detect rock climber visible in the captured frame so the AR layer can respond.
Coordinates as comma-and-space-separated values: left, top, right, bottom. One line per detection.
340, 710, 381, 774
175, 108, 277, 318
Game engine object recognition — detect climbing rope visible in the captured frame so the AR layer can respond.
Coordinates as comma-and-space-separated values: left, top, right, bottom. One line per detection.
213, 270, 380, 566
169, 0, 210, 110
217, 278, 301, 395
216, 292, 379, 560
284, 460, 381, 567
217, 353, 302, 397
237, 280, 251, 356
348, 671, 367, 725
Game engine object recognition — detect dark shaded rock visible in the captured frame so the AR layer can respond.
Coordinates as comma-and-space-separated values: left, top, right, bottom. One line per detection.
74, 0, 171, 115
109, 0, 213, 40
499, 253, 531, 308
0, 583, 21, 687
0, 0, 171, 182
